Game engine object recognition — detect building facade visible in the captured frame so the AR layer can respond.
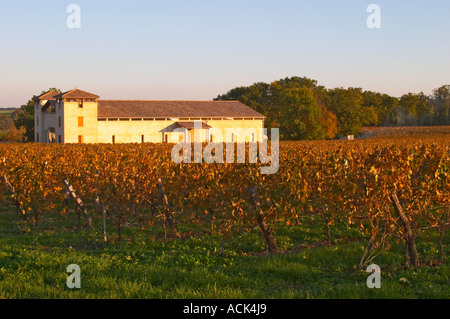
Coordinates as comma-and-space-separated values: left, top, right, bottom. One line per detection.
33, 89, 266, 144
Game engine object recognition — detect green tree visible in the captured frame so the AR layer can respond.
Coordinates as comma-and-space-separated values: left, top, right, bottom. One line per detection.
215, 77, 337, 140
379, 94, 400, 126
325, 87, 364, 136
431, 85, 450, 125
361, 91, 384, 126
398, 92, 433, 125
14, 99, 35, 142
279, 87, 325, 140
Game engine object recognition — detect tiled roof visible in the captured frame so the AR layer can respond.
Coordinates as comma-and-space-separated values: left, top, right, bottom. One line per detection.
176, 122, 212, 130
32, 88, 265, 119
32, 90, 60, 101
97, 100, 265, 119
54, 89, 100, 100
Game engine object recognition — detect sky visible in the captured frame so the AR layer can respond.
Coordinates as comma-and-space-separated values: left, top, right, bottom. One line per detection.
0, 0, 449, 108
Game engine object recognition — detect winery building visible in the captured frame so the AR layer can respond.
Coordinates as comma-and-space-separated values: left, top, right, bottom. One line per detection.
33, 89, 266, 144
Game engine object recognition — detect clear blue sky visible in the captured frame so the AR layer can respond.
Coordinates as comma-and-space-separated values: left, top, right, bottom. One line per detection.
0, 0, 449, 108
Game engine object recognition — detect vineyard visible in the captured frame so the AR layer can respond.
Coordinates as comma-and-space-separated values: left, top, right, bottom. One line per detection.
0, 131, 449, 298
0, 133, 450, 298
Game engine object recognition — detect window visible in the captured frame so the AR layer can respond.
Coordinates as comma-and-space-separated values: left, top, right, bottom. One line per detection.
112, 135, 115, 144
78, 99, 84, 108
78, 135, 83, 144
59, 135, 62, 143
142, 135, 145, 143
164, 134, 168, 143
78, 117, 84, 127
36, 133, 39, 142
46, 104, 56, 113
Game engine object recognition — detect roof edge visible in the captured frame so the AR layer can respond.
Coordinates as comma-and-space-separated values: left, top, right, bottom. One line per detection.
54, 88, 100, 99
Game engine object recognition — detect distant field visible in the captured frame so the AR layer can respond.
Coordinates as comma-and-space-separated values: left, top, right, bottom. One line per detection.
360, 125, 450, 137
0, 109, 17, 116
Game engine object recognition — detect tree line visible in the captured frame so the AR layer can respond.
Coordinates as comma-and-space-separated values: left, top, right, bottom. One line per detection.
214, 77, 450, 140
11, 81, 450, 142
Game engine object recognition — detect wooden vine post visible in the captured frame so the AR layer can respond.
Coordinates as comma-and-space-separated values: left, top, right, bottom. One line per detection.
64, 188, 70, 207
93, 171, 107, 242
209, 208, 215, 235
102, 205, 107, 242
247, 186, 279, 254
390, 190, 420, 268
358, 234, 376, 270
157, 178, 181, 239
63, 178, 93, 228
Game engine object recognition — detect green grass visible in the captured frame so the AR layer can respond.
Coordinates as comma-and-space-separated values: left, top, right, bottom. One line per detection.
0, 201, 448, 299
